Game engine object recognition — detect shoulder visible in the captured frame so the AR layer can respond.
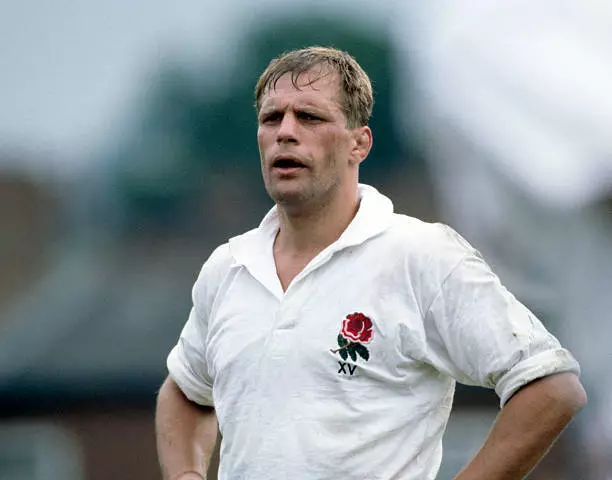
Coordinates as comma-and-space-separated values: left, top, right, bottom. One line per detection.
377, 215, 485, 293
384, 214, 477, 260
197, 243, 234, 278
192, 242, 234, 303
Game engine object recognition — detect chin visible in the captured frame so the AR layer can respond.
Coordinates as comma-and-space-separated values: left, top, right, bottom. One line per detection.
269, 189, 307, 205
266, 182, 311, 205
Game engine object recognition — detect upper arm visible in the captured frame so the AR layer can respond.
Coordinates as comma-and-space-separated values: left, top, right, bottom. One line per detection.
506, 372, 587, 414
167, 307, 215, 406
419, 226, 581, 406
166, 244, 232, 407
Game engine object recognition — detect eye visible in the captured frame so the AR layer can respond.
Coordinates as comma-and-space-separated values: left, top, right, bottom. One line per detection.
297, 111, 322, 122
261, 112, 282, 124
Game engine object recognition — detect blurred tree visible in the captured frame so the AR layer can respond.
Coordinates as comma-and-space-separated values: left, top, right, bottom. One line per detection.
111, 64, 206, 232
110, 14, 418, 233
198, 15, 406, 179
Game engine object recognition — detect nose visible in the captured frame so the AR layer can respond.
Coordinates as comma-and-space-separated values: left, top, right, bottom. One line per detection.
276, 113, 299, 144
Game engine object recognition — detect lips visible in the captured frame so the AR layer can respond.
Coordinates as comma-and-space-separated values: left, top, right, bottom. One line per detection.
271, 155, 307, 170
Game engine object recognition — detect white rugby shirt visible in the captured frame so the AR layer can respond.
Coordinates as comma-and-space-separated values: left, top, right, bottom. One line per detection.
167, 184, 580, 480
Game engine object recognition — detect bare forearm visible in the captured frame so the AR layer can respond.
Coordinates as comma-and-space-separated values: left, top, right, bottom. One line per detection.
156, 376, 218, 480
454, 372, 587, 480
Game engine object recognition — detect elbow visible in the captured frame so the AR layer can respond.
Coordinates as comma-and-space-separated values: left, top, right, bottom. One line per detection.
552, 372, 588, 418
572, 378, 588, 414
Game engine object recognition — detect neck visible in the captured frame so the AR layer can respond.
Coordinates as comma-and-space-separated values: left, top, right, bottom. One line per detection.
275, 185, 360, 255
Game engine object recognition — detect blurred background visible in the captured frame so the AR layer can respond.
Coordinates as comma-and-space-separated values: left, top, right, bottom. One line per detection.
1, 1, 610, 479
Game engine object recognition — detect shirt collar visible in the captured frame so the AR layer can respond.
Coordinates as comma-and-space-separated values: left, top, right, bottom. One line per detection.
335, 183, 395, 249
229, 183, 394, 268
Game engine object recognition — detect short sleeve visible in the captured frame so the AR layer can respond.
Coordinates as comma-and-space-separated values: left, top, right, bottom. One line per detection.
422, 227, 580, 407
167, 307, 215, 406
166, 244, 231, 407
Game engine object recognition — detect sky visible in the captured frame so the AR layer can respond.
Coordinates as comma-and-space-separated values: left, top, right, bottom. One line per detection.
396, 1, 612, 207
2, 1, 610, 206
0, 1, 245, 172
0, 0, 390, 173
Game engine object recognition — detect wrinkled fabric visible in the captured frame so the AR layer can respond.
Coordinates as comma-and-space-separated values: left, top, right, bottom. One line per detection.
167, 184, 579, 480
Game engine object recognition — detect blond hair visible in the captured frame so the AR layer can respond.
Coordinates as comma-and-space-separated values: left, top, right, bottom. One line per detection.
254, 46, 374, 128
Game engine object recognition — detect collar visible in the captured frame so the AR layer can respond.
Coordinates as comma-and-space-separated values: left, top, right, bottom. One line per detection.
228, 184, 394, 296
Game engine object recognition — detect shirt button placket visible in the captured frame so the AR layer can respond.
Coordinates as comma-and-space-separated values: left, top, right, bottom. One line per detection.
269, 299, 296, 358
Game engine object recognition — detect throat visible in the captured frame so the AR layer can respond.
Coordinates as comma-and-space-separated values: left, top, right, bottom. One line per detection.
275, 197, 358, 253
274, 255, 313, 293
272, 189, 360, 290
273, 232, 327, 292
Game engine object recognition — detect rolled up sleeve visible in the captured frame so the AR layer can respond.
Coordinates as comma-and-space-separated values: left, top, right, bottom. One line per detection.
166, 245, 232, 407
495, 348, 579, 406
423, 246, 580, 407
167, 307, 215, 406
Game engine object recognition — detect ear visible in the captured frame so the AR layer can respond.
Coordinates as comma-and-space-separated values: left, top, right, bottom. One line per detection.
349, 126, 373, 166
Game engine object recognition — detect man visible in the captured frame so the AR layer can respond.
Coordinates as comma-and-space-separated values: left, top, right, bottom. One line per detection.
155, 46, 587, 480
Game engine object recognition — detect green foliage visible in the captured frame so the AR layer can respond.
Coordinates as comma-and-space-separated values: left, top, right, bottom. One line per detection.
241, 16, 403, 175
110, 14, 416, 231
354, 343, 369, 361
347, 343, 358, 362
337, 334, 349, 360
339, 347, 348, 361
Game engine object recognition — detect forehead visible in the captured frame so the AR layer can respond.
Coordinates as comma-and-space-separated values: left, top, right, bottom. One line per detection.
259, 69, 342, 111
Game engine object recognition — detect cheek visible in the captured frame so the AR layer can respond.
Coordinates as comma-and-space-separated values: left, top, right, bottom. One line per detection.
322, 133, 350, 164
257, 130, 265, 149
257, 127, 273, 147
257, 134, 271, 164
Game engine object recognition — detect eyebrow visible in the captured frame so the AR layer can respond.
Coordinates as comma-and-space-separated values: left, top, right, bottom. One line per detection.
259, 102, 329, 116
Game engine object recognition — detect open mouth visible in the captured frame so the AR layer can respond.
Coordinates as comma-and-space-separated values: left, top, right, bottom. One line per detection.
272, 157, 307, 170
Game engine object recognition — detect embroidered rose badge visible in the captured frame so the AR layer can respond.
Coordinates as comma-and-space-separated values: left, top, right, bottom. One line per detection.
330, 312, 372, 362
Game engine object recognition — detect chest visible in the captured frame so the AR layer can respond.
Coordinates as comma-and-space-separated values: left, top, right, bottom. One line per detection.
203, 250, 435, 418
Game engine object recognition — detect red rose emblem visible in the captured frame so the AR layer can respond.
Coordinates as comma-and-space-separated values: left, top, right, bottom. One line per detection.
341, 313, 373, 343
331, 312, 373, 363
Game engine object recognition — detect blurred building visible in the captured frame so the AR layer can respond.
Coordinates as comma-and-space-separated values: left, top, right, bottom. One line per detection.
394, 2, 612, 478
0, 169, 56, 310
2, 2, 605, 478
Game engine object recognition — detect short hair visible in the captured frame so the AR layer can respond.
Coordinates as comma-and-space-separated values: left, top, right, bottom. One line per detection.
254, 46, 374, 128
